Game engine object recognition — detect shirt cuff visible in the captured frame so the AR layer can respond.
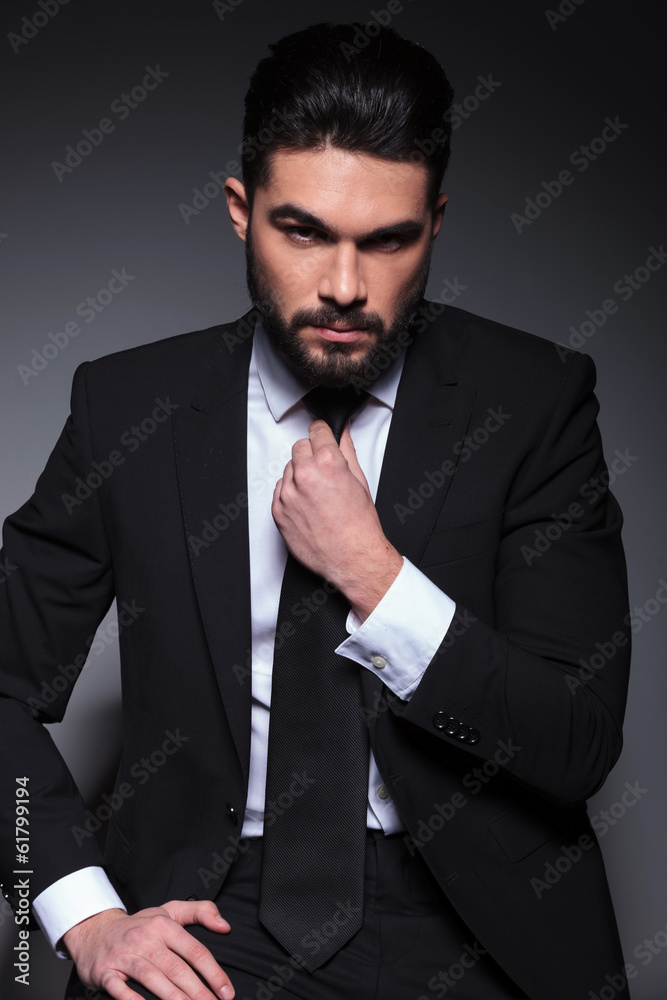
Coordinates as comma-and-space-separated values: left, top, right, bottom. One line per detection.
32, 867, 127, 958
336, 557, 456, 699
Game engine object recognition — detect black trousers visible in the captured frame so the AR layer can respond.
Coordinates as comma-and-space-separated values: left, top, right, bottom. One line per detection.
65, 832, 528, 1000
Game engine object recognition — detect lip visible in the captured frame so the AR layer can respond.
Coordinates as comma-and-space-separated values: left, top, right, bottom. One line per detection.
310, 325, 369, 343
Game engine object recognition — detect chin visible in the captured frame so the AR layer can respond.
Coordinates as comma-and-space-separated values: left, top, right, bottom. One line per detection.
300, 344, 389, 389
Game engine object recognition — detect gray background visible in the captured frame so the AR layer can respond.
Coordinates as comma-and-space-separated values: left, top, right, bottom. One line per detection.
1, 0, 665, 997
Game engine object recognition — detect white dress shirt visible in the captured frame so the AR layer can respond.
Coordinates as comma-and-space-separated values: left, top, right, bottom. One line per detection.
33, 323, 456, 954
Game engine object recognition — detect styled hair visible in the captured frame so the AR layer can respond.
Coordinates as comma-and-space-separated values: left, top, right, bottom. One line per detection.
241, 22, 454, 207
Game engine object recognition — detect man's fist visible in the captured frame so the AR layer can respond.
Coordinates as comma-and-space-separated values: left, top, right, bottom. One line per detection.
272, 420, 403, 620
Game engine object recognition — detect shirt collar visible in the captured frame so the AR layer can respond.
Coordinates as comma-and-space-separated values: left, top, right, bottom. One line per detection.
253, 320, 405, 422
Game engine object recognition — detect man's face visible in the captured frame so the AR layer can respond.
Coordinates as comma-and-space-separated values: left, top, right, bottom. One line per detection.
228, 146, 447, 387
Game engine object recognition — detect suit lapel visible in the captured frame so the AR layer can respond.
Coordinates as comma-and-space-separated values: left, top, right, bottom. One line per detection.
172, 324, 254, 782
172, 310, 477, 769
361, 312, 477, 728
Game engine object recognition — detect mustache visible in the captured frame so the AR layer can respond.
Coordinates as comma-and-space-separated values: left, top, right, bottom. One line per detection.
287, 306, 385, 335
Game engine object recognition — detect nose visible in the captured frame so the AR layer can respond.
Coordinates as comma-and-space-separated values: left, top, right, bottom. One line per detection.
318, 242, 367, 307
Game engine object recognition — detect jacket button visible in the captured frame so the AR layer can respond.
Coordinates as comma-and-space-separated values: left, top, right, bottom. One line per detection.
226, 802, 238, 825
455, 724, 470, 741
467, 729, 481, 745
432, 712, 447, 730
445, 717, 459, 736
186, 894, 199, 901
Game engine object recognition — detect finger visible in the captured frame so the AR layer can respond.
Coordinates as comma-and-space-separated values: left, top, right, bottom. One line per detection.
308, 419, 338, 449
271, 477, 285, 525
109, 955, 228, 1000
149, 926, 235, 999
163, 899, 231, 933
291, 436, 314, 463
339, 426, 371, 493
283, 458, 294, 481
92, 973, 151, 1000
271, 456, 292, 510
338, 424, 356, 463
161, 903, 236, 997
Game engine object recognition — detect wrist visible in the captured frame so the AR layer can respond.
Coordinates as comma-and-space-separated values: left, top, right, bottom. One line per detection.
63, 907, 126, 958
342, 544, 403, 621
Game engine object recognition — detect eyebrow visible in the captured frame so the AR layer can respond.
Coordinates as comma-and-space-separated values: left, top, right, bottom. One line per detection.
267, 203, 425, 242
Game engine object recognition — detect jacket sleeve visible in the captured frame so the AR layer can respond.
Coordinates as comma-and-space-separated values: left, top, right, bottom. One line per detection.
393, 351, 631, 806
0, 362, 116, 910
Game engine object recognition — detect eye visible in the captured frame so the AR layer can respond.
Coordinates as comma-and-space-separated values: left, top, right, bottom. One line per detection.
284, 226, 320, 245
373, 234, 404, 251
366, 230, 419, 253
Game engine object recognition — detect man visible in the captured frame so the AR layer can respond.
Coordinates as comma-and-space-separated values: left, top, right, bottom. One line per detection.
0, 22, 631, 1000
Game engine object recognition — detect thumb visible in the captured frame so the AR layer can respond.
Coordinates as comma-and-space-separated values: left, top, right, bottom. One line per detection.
163, 899, 231, 933
339, 426, 371, 495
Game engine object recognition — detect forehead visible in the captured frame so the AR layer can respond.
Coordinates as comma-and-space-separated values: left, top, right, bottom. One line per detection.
255, 146, 431, 233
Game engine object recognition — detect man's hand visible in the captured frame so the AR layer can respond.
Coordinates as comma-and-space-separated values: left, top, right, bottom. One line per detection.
63, 902, 235, 1000
272, 419, 403, 620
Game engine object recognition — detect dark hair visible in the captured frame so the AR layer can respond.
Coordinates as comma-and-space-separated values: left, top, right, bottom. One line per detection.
241, 22, 454, 207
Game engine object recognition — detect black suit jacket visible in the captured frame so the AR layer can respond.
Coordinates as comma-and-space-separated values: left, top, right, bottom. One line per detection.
0, 306, 631, 1000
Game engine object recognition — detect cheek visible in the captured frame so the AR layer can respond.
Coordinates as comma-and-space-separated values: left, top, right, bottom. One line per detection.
372, 258, 426, 307
264, 248, 322, 305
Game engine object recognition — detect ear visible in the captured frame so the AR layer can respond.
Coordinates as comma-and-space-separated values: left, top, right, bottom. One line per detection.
224, 177, 250, 241
431, 193, 449, 239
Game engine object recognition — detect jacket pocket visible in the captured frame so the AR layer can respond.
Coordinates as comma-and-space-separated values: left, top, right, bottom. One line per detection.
489, 805, 588, 863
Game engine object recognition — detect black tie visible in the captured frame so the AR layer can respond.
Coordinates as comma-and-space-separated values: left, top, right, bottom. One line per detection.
259, 386, 370, 971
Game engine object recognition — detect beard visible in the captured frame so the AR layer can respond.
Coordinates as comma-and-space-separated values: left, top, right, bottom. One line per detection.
245, 223, 431, 389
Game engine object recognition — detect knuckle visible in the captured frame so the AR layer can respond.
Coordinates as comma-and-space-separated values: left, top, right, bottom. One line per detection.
124, 925, 147, 947
98, 969, 119, 991
317, 446, 339, 469
130, 957, 153, 981
194, 987, 217, 1000
164, 955, 185, 980
153, 912, 174, 931
296, 464, 316, 486
188, 940, 209, 964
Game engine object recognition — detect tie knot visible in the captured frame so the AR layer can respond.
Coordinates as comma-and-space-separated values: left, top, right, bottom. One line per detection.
303, 386, 369, 442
